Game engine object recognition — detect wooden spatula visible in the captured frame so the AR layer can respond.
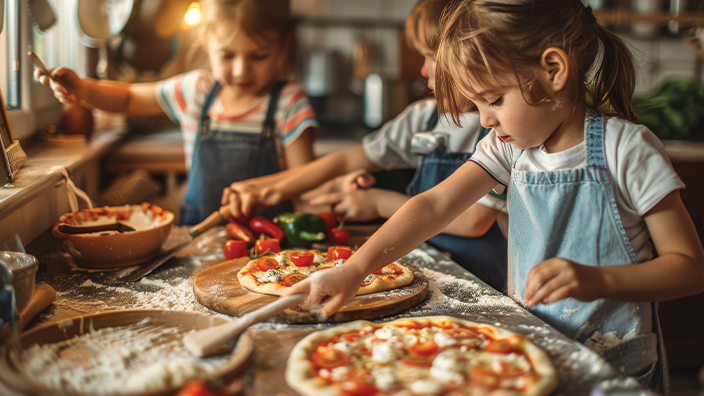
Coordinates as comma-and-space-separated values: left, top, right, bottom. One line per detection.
184, 293, 308, 358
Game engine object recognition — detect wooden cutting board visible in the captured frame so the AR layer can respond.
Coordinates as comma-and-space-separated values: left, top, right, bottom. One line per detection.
193, 257, 429, 323
0, 310, 254, 396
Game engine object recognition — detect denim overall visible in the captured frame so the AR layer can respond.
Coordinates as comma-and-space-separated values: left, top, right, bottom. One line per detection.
508, 112, 668, 393
180, 81, 293, 225
406, 107, 508, 292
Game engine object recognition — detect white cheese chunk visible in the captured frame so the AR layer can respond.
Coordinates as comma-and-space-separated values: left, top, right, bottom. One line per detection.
410, 378, 443, 395
371, 342, 401, 364
375, 326, 402, 341
333, 340, 352, 355
260, 269, 282, 283
434, 332, 459, 348
372, 366, 398, 390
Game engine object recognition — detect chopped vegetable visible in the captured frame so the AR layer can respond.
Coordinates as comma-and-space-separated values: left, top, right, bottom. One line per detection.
290, 251, 315, 267
256, 257, 279, 271
226, 220, 254, 245
255, 238, 281, 255
249, 216, 285, 241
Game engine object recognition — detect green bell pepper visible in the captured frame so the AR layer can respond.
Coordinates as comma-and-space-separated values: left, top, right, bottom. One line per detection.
274, 213, 327, 247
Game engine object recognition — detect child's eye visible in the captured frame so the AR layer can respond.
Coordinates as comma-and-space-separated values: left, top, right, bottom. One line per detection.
489, 97, 504, 106
251, 53, 271, 61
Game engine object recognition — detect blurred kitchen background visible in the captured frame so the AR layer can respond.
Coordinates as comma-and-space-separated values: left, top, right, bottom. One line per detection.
3, 1, 704, 394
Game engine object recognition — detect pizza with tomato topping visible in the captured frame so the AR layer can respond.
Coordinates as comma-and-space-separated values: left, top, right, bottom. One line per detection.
286, 316, 557, 396
237, 246, 414, 296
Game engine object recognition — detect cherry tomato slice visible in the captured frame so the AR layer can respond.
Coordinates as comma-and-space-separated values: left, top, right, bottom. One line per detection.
327, 246, 353, 261
341, 381, 379, 396
372, 266, 386, 275
311, 347, 348, 369
256, 257, 279, 271
283, 273, 307, 286
223, 240, 248, 260
410, 339, 439, 356
255, 238, 281, 254
290, 251, 315, 267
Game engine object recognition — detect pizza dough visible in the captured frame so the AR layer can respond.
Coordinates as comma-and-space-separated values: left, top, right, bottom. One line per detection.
286, 316, 558, 396
237, 249, 414, 296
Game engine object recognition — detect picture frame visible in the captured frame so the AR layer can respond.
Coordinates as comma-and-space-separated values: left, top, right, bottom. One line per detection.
0, 86, 26, 186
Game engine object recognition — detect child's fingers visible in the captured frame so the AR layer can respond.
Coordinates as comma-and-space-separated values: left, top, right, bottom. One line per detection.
526, 272, 567, 307
538, 284, 572, 305
355, 172, 376, 189
322, 293, 351, 317
227, 194, 244, 221
309, 192, 344, 207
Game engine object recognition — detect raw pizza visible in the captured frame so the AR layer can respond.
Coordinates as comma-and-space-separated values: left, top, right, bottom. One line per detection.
237, 246, 414, 296
286, 316, 557, 396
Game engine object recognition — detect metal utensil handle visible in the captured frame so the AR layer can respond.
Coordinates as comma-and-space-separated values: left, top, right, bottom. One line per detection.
190, 206, 231, 238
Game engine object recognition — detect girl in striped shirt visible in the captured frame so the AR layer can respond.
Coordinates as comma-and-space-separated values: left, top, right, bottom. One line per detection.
35, 0, 318, 224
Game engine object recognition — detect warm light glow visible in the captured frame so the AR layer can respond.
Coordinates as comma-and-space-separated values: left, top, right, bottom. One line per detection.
184, 2, 201, 26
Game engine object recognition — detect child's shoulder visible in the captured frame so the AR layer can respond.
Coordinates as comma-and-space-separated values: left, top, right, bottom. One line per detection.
604, 116, 661, 145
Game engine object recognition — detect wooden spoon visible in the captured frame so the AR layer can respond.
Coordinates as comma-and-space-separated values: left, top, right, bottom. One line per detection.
184, 293, 307, 358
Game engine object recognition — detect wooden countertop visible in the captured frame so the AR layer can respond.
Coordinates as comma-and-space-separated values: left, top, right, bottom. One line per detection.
0, 225, 650, 396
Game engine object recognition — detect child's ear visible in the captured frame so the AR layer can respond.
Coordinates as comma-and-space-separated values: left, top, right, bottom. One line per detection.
539, 47, 569, 92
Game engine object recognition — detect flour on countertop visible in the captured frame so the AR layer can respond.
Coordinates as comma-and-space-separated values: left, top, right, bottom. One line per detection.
20, 321, 230, 395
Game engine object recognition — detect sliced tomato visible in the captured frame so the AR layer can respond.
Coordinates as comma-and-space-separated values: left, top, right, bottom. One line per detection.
311, 347, 348, 369
290, 251, 315, 267
223, 240, 248, 260
283, 273, 307, 286
256, 257, 279, 271
327, 246, 353, 261
372, 266, 386, 275
409, 339, 439, 356
341, 380, 379, 396
255, 238, 281, 254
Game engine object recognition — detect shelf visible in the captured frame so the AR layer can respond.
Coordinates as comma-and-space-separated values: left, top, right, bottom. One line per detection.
595, 9, 704, 28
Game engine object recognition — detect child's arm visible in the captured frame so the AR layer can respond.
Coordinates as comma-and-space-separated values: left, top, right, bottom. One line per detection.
34, 68, 164, 116
284, 161, 499, 315
524, 190, 704, 307
223, 146, 381, 219
310, 187, 499, 238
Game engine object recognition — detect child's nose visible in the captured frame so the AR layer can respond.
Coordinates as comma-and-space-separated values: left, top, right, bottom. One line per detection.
232, 58, 246, 78
480, 112, 496, 129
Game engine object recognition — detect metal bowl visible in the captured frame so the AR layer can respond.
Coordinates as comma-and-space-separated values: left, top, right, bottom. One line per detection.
1, 251, 38, 312
52, 204, 174, 268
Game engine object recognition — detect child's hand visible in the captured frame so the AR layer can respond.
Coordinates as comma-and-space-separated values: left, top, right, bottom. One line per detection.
33, 67, 83, 104
283, 264, 367, 316
309, 188, 381, 223
524, 257, 606, 308
221, 183, 282, 220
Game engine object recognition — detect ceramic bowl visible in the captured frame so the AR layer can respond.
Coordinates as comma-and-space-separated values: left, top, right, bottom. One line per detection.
52, 204, 174, 268
1, 251, 38, 312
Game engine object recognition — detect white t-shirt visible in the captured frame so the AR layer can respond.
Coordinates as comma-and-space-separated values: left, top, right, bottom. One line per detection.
362, 98, 506, 212
470, 116, 684, 262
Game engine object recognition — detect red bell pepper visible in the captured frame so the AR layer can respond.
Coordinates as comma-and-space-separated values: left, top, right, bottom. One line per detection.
249, 216, 285, 241
226, 220, 254, 245
317, 211, 337, 231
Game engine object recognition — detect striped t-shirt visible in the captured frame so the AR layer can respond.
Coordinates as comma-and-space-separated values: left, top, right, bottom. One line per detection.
155, 69, 318, 168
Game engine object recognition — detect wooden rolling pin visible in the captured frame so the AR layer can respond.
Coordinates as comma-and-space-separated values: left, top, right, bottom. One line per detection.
19, 284, 56, 331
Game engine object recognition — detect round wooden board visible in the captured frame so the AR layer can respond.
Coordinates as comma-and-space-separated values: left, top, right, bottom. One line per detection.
0, 310, 254, 396
193, 257, 429, 323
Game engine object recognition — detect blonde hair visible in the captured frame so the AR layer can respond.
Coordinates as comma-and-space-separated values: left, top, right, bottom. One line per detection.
405, 0, 458, 53
199, 0, 293, 78
435, 0, 638, 125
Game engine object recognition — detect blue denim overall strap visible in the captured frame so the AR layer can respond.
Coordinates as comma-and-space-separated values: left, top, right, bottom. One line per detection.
405, 106, 507, 292
179, 81, 293, 225
508, 112, 668, 393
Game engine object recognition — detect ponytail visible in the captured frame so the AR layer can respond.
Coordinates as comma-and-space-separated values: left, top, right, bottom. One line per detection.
589, 23, 638, 123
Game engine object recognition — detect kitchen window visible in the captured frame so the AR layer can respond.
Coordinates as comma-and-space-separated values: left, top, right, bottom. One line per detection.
1, 0, 83, 140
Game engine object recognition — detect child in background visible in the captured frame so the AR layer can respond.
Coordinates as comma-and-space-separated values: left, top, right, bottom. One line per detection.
222, 0, 509, 292
35, 0, 318, 225
287, 0, 704, 393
